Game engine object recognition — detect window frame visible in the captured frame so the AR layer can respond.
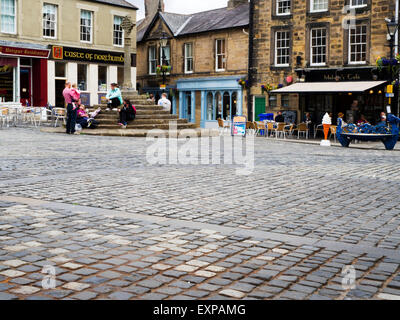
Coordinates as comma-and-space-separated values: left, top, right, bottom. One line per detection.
77, 64, 88, 92
1, 0, 17, 34
42, 3, 57, 39
80, 9, 93, 44
349, 0, 367, 9
113, 15, 124, 47
310, 0, 328, 13
276, 0, 291, 16
215, 39, 226, 72
310, 27, 327, 66
148, 45, 157, 75
274, 30, 291, 67
348, 24, 367, 65
184, 43, 193, 74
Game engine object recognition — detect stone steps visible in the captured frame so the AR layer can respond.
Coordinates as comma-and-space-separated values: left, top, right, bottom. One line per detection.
98, 123, 196, 130
96, 118, 188, 125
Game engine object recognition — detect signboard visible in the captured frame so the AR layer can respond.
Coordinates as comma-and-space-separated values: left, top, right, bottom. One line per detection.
386, 85, 393, 94
297, 67, 376, 82
0, 45, 50, 58
160, 85, 166, 90
231, 116, 247, 137
50, 45, 136, 67
386, 93, 395, 98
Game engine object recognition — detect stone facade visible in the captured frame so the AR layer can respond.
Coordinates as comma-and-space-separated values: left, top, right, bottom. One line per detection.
250, 0, 397, 119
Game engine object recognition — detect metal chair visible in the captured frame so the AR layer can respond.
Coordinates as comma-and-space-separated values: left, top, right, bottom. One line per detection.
53, 108, 66, 127
295, 122, 309, 139
329, 125, 337, 143
273, 122, 286, 139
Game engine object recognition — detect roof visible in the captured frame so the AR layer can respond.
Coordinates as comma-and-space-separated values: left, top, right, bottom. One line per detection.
271, 81, 387, 94
137, 3, 249, 42
89, 0, 137, 10
0, 39, 49, 50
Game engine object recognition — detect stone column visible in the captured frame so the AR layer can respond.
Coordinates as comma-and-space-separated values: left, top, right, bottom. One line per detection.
121, 16, 135, 91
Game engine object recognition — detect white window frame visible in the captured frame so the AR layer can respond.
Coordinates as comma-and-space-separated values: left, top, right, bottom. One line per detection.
184, 43, 193, 74
276, 0, 291, 16
1, 0, 17, 34
349, 0, 367, 8
215, 39, 226, 72
310, 0, 328, 13
275, 31, 290, 67
113, 15, 124, 47
148, 46, 157, 75
348, 24, 367, 65
42, 3, 57, 39
310, 27, 327, 66
80, 9, 93, 44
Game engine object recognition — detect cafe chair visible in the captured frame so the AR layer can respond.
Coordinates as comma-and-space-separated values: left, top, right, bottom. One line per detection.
0, 107, 11, 128
295, 122, 309, 139
314, 124, 324, 139
53, 108, 66, 128
246, 121, 256, 135
273, 122, 286, 139
265, 122, 274, 138
329, 125, 337, 143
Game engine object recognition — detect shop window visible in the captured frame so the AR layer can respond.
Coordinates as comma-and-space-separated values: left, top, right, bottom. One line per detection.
206, 92, 214, 121
0, 58, 16, 102
20, 58, 31, 66
310, 28, 327, 66
98, 66, 107, 91
215, 92, 222, 118
350, 0, 367, 8
117, 67, 124, 87
281, 94, 290, 108
310, 0, 328, 12
80, 10, 93, 43
184, 43, 193, 74
215, 39, 226, 71
55, 62, 66, 78
78, 64, 87, 91
1, 0, 16, 34
269, 95, 277, 108
148, 46, 157, 75
349, 25, 367, 64
275, 30, 290, 66
113, 16, 123, 47
43, 3, 57, 38
276, 0, 291, 16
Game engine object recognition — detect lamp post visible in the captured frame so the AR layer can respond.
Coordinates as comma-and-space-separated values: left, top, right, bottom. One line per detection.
385, 17, 399, 116
159, 32, 169, 92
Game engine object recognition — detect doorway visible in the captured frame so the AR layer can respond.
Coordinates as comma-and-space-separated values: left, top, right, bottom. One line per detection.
254, 97, 266, 121
55, 80, 66, 108
20, 67, 31, 106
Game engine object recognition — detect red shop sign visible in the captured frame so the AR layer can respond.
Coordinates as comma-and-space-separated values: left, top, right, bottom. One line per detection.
0, 45, 50, 58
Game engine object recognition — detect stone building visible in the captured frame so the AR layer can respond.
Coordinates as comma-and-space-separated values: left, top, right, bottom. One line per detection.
0, 0, 137, 108
136, 0, 249, 128
250, 0, 398, 124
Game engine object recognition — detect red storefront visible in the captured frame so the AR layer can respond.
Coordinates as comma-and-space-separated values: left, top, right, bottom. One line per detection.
0, 41, 50, 106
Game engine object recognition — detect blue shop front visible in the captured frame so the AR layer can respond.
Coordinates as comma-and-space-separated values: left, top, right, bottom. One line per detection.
175, 76, 244, 128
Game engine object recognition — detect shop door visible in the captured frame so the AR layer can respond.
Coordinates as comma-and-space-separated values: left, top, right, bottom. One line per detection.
20, 67, 31, 106
55, 80, 66, 108
254, 97, 266, 121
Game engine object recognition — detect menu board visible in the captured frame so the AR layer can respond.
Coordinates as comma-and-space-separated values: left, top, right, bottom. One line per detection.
0, 65, 13, 102
231, 116, 247, 137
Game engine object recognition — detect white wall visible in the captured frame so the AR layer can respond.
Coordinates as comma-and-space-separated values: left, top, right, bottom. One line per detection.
131, 67, 137, 90
67, 63, 78, 85
88, 64, 98, 105
47, 60, 55, 106
108, 66, 118, 85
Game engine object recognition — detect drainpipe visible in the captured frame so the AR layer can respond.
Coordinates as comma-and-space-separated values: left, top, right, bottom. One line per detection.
247, 0, 255, 121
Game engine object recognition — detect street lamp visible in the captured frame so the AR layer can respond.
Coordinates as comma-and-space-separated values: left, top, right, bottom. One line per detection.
385, 17, 399, 116
159, 32, 169, 92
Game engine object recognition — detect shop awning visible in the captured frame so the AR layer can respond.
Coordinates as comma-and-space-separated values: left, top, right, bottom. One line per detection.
271, 81, 387, 94
0, 40, 50, 58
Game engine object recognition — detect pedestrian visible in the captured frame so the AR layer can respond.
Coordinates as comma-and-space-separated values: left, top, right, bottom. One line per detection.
106, 83, 123, 111
71, 84, 81, 110
157, 93, 171, 112
275, 111, 284, 123
63, 82, 78, 134
118, 99, 136, 128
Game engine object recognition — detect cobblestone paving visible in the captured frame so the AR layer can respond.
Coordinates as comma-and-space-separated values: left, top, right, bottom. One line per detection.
1, 128, 400, 300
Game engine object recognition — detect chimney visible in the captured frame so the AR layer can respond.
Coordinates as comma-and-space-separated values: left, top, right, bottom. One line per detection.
145, 0, 164, 18
227, 0, 248, 9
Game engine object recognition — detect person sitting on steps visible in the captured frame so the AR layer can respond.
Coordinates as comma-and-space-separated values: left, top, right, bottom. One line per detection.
106, 83, 123, 111
118, 99, 136, 128
76, 103, 100, 129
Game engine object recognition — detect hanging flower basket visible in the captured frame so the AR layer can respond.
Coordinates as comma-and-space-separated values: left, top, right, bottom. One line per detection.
156, 65, 171, 75
376, 55, 400, 84
237, 77, 249, 89
261, 84, 274, 94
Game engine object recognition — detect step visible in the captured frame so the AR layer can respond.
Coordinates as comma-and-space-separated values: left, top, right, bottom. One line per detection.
97, 123, 196, 130
97, 119, 188, 125
91, 105, 164, 111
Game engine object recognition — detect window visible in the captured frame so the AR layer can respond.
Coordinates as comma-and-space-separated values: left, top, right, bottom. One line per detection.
1, 0, 16, 34
80, 10, 92, 43
275, 31, 290, 66
281, 95, 290, 108
269, 95, 277, 108
276, 0, 291, 15
349, 25, 367, 64
43, 3, 57, 38
160, 45, 170, 66
77, 64, 87, 91
98, 66, 107, 91
113, 16, 123, 47
55, 62, 66, 78
184, 43, 193, 73
310, 0, 328, 12
148, 46, 157, 75
350, 0, 367, 8
310, 28, 327, 66
216, 39, 226, 71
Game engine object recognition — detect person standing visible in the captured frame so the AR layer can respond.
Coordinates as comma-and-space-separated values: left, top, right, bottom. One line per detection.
158, 93, 171, 112
106, 83, 123, 111
63, 82, 77, 134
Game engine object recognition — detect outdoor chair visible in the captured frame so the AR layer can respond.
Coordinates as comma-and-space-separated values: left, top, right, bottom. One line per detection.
246, 121, 256, 135
273, 122, 286, 139
53, 108, 66, 127
255, 121, 266, 137
218, 118, 230, 135
295, 122, 309, 139
329, 125, 337, 143
0, 107, 11, 128
314, 124, 323, 139
265, 122, 274, 138
284, 124, 294, 138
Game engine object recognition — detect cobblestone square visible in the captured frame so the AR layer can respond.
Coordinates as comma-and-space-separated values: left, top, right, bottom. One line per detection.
1, 128, 400, 300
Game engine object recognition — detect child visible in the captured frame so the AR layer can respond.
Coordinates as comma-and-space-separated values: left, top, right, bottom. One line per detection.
71, 84, 81, 110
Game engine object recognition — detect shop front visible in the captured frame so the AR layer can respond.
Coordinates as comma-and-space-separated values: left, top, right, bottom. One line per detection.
272, 67, 388, 125
0, 40, 50, 106
48, 45, 136, 107
176, 76, 244, 128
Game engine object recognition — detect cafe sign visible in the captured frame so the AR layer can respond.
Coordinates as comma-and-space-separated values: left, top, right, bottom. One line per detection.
0, 45, 50, 58
299, 67, 377, 82
50, 45, 136, 67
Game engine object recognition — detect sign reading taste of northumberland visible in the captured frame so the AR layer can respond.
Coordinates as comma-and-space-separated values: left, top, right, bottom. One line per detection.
50, 46, 136, 66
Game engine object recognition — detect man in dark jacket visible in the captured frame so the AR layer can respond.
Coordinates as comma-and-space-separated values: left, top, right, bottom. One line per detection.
275, 111, 284, 123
